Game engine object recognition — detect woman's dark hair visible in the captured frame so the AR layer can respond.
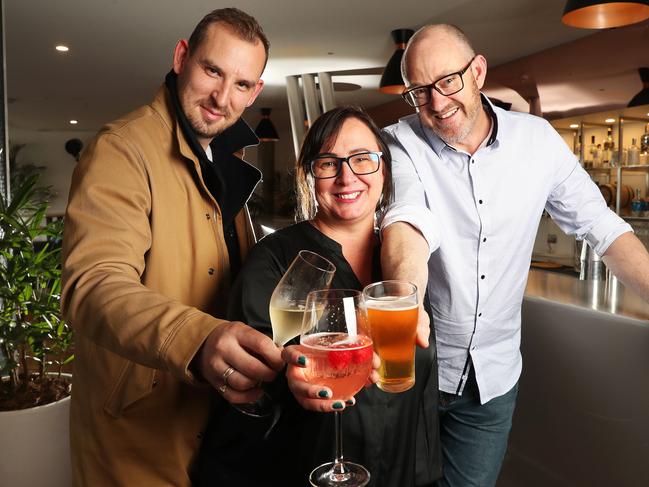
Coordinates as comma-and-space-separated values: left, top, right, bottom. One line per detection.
295, 106, 393, 221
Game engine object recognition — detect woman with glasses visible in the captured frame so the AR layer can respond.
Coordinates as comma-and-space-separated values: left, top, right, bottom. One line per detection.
197, 106, 441, 487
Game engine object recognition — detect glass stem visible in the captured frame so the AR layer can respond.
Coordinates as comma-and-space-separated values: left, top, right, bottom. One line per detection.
332, 411, 347, 474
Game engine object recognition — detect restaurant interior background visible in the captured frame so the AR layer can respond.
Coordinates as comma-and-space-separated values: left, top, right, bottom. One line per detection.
6, 0, 649, 264
3, 0, 649, 486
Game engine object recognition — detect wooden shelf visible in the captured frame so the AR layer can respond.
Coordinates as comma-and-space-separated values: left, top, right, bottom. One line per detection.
621, 164, 649, 172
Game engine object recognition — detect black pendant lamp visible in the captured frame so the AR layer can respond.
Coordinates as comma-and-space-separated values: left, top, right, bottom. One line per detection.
255, 108, 279, 142
379, 29, 414, 94
562, 0, 649, 29
628, 67, 649, 107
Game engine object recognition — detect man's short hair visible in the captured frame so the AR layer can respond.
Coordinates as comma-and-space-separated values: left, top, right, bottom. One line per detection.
188, 8, 270, 67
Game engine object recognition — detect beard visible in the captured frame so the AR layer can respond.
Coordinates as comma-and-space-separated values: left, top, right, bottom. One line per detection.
182, 97, 233, 140
424, 80, 481, 146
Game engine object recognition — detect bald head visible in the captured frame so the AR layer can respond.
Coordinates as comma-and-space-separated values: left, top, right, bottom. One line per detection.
401, 24, 475, 84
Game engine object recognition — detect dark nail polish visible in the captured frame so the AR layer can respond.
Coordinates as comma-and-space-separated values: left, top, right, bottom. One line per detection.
332, 401, 344, 410
318, 390, 329, 398
297, 356, 307, 366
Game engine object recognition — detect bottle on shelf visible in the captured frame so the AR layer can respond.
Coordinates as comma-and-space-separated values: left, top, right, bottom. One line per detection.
602, 127, 614, 167
640, 123, 649, 154
640, 124, 649, 165
631, 189, 644, 217
586, 135, 597, 168
591, 137, 603, 168
627, 138, 640, 165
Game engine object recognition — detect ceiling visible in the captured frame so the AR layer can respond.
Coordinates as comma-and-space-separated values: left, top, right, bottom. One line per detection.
4, 0, 644, 136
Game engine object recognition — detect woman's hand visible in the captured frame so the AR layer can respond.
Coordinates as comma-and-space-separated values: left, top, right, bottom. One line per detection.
282, 345, 378, 412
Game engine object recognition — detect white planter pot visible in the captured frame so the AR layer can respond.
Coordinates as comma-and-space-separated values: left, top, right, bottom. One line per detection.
0, 376, 71, 487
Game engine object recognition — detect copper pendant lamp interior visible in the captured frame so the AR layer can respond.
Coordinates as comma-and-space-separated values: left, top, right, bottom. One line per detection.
378, 29, 414, 94
562, 0, 649, 29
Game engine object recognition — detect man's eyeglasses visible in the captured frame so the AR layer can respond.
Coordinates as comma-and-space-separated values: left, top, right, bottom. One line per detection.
402, 56, 476, 108
309, 151, 382, 179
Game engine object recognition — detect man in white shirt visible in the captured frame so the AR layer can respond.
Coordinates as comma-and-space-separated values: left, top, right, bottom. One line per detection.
380, 24, 649, 487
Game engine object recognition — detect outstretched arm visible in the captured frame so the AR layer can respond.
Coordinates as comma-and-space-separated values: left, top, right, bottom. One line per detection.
602, 231, 649, 303
381, 222, 431, 348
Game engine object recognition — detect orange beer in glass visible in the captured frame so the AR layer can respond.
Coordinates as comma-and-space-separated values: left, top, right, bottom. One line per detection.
363, 280, 418, 393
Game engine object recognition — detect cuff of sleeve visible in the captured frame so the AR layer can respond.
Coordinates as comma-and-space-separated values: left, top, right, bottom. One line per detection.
159, 310, 228, 385
586, 212, 634, 256
381, 204, 440, 255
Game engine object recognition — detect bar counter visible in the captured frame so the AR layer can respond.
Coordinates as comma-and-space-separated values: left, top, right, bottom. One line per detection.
498, 269, 649, 487
525, 268, 649, 322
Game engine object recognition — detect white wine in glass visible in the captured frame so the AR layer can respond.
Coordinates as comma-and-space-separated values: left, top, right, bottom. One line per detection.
269, 250, 336, 346
233, 251, 335, 418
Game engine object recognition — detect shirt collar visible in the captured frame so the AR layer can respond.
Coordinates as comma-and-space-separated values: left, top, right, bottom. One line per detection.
421, 92, 500, 157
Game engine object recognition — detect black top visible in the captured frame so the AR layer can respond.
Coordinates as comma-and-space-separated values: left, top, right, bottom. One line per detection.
196, 221, 441, 487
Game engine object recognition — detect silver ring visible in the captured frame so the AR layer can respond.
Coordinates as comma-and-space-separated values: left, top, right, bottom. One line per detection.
218, 383, 227, 395
222, 366, 236, 387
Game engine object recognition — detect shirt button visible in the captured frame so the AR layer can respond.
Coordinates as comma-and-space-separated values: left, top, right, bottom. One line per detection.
478, 312, 482, 317
471, 346, 476, 351
471, 159, 475, 164
208, 268, 215, 275
483, 237, 487, 242
481, 275, 485, 280
479, 199, 483, 204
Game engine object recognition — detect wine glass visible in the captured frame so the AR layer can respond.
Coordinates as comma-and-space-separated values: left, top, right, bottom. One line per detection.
269, 250, 336, 346
235, 250, 335, 417
300, 289, 373, 487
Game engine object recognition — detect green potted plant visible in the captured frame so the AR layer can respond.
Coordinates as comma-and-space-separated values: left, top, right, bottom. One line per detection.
0, 173, 73, 487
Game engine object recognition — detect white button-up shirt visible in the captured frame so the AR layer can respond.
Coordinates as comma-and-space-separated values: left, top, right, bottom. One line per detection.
382, 98, 632, 404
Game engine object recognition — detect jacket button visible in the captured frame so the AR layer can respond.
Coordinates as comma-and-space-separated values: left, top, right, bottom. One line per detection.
208, 268, 214, 275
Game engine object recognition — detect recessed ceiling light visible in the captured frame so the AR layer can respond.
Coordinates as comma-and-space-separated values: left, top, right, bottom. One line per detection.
55, 45, 69, 52
605, 118, 615, 123
69, 120, 78, 125
569, 124, 579, 129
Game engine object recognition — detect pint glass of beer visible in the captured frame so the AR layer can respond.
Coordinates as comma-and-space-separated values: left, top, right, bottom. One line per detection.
362, 280, 418, 393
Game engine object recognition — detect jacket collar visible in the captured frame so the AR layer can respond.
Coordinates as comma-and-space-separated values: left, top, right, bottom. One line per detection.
152, 72, 262, 228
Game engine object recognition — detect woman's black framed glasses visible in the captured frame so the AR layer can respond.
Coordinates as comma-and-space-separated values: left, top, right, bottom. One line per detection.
309, 151, 382, 179
402, 56, 476, 108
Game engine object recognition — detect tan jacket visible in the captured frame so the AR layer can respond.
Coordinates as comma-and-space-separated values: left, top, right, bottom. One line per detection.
62, 86, 259, 486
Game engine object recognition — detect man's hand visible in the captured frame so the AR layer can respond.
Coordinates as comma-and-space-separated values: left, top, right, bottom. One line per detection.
416, 304, 430, 348
195, 321, 284, 404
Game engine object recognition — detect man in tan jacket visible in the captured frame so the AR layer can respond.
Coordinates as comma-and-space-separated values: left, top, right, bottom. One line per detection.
61, 8, 284, 486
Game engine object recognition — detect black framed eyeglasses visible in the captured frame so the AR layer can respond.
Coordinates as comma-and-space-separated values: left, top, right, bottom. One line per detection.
401, 56, 476, 108
309, 151, 382, 179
